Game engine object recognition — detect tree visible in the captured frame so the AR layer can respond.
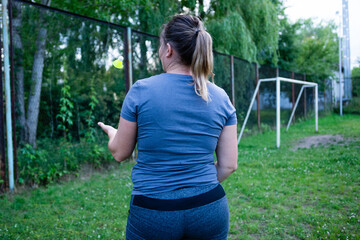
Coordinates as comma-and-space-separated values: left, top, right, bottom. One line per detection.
294, 19, 338, 80
277, 16, 301, 71
49, 0, 281, 64
25, 0, 52, 148
12, 1, 26, 143
13, 0, 52, 147
206, 0, 280, 64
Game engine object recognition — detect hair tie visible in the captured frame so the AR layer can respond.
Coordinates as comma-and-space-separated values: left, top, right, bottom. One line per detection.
195, 29, 201, 35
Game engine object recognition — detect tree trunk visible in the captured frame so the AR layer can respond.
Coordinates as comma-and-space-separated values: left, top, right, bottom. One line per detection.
25, 0, 51, 148
12, 2, 26, 143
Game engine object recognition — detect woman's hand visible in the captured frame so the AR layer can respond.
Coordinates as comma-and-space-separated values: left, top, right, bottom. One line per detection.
97, 118, 137, 162
98, 122, 117, 141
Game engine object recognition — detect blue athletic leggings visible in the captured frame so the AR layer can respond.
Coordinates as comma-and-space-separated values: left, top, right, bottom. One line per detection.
126, 184, 229, 240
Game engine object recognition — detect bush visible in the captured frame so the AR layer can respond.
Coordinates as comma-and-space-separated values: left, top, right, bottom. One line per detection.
343, 97, 360, 115
333, 97, 360, 115
17, 137, 114, 187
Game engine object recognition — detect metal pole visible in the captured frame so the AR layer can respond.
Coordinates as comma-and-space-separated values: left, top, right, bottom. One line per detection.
127, 27, 133, 87
337, 10, 343, 116
0, 27, 7, 192
304, 74, 307, 117
339, 40, 343, 116
230, 56, 235, 106
260, 77, 316, 86
291, 72, 295, 123
8, 0, 17, 182
324, 79, 327, 111
124, 27, 135, 160
276, 76, 280, 148
123, 27, 131, 92
2, 0, 15, 191
339, 35, 343, 116
256, 64, 260, 130
342, 0, 351, 100
315, 84, 318, 132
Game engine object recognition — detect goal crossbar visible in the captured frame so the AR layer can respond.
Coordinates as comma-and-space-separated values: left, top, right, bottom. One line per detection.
237, 77, 318, 148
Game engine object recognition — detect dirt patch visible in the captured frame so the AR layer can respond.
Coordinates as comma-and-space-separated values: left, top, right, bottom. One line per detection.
292, 134, 354, 151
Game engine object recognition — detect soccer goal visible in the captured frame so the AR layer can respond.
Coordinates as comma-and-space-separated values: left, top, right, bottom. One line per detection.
237, 77, 318, 148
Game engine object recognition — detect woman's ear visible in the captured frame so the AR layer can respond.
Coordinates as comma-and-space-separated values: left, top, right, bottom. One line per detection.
166, 43, 173, 57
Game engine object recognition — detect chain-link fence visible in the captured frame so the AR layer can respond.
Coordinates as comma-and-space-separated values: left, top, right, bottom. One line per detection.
0, 0, 334, 189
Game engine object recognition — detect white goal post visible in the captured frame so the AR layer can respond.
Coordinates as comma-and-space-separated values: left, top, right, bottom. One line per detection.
237, 77, 318, 148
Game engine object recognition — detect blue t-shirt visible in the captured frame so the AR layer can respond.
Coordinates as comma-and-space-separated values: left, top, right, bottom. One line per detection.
121, 73, 237, 195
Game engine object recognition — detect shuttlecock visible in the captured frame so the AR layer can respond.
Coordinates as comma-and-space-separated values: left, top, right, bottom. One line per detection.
112, 57, 124, 69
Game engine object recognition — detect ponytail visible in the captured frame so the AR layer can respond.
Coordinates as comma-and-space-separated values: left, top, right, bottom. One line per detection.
161, 15, 214, 103
191, 29, 213, 103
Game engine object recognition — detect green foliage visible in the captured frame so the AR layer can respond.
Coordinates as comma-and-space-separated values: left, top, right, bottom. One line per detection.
351, 65, 360, 97
277, 16, 301, 71
278, 19, 338, 79
207, 12, 257, 61
48, 0, 280, 64
338, 97, 360, 115
17, 138, 114, 187
57, 80, 74, 138
295, 20, 338, 79
85, 85, 100, 141
18, 144, 65, 186
206, 0, 280, 63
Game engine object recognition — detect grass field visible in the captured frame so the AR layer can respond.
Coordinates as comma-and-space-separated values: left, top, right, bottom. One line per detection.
0, 114, 359, 239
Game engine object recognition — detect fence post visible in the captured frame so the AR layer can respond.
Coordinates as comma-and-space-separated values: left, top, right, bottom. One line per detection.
324, 79, 327, 111
313, 86, 315, 111
230, 55, 235, 106
0, 34, 7, 192
291, 72, 295, 122
2, 0, 15, 192
123, 27, 135, 161
256, 64, 260, 130
8, 0, 17, 182
123, 27, 133, 93
276, 68, 280, 148
304, 74, 307, 117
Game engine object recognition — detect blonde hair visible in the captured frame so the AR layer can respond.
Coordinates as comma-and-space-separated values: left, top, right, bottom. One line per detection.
161, 15, 213, 102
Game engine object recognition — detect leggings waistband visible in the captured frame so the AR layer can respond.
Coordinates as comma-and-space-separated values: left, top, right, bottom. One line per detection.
132, 184, 225, 211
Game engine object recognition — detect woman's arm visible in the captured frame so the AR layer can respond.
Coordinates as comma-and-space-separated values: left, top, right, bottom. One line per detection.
215, 124, 238, 182
98, 117, 137, 162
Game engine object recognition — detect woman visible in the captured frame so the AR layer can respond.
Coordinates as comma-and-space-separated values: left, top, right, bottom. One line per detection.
98, 14, 238, 240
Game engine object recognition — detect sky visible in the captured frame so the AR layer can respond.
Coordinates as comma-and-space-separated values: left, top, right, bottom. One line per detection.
284, 0, 360, 69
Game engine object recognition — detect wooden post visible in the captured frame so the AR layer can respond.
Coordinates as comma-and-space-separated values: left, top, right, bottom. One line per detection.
256, 64, 260, 130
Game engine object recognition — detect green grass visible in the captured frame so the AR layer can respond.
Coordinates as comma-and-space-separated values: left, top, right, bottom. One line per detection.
1, 114, 359, 239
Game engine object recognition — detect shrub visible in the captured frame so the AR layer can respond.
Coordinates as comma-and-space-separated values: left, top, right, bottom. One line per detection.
17, 137, 114, 187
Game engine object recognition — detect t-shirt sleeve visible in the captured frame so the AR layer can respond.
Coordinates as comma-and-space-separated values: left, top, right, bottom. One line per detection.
120, 81, 141, 122
223, 91, 237, 126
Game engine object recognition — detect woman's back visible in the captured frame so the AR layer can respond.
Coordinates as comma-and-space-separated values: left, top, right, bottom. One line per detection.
121, 72, 236, 195
99, 14, 238, 240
